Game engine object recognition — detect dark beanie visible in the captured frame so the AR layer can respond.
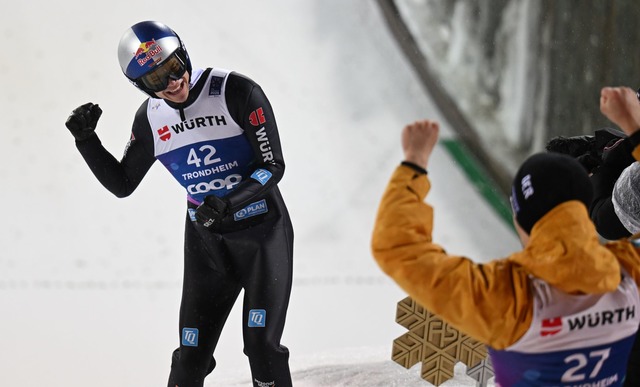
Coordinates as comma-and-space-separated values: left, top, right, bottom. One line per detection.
511, 152, 593, 233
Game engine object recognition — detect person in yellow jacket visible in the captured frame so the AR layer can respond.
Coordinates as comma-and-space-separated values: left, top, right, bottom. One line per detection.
371, 119, 640, 386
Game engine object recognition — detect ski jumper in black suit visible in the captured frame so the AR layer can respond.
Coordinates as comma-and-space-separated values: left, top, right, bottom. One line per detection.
74, 68, 294, 387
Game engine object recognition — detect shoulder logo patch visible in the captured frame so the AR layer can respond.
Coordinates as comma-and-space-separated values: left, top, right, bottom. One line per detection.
209, 76, 223, 96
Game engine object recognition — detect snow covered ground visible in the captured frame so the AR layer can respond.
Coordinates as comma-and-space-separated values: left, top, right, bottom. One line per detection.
0, 1, 519, 386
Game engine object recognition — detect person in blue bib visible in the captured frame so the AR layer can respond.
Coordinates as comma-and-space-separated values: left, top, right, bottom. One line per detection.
372, 119, 640, 386
65, 21, 294, 387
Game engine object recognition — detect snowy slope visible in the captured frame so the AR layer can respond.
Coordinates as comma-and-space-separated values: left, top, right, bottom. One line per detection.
0, 1, 519, 386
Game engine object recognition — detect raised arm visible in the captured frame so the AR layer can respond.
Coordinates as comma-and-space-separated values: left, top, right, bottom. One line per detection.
66, 102, 156, 198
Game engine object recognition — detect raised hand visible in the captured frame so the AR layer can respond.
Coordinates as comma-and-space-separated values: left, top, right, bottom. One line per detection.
600, 87, 640, 136
401, 119, 440, 170
65, 102, 103, 141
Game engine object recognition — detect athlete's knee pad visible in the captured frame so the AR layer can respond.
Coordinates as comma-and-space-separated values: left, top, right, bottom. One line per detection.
243, 340, 290, 363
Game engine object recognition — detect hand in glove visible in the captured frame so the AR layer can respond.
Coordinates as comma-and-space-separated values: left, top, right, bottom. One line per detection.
65, 102, 102, 141
601, 136, 635, 171
545, 134, 596, 158
195, 196, 230, 228
546, 128, 629, 174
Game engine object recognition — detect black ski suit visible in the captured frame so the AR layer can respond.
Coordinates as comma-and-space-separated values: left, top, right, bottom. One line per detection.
74, 68, 294, 387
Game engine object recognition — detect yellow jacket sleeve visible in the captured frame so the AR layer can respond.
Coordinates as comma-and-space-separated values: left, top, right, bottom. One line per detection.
608, 238, 640, 286
371, 165, 532, 349
632, 143, 640, 161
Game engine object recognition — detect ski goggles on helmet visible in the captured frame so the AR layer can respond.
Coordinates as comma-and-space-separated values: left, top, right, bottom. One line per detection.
137, 52, 187, 92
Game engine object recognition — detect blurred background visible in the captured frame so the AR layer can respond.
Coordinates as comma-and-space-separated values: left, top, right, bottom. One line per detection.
384, 0, 640, 193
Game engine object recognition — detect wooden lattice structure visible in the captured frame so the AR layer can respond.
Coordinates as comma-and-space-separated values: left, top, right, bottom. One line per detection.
393, 297, 494, 386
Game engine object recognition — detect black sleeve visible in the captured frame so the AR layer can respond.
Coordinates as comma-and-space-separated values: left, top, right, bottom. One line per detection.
589, 168, 631, 240
220, 72, 285, 210
75, 101, 156, 198
588, 132, 640, 239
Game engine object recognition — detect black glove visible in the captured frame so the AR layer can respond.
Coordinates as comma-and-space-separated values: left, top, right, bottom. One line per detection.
195, 196, 230, 228
546, 128, 630, 174
65, 102, 102, 141
546, 134, 595, 158
601, 136, 635, 170
546, 134, 600, 173
575, 153, 602, 173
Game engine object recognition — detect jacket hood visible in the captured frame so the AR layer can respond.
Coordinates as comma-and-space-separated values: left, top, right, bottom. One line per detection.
509, 201, 621, 294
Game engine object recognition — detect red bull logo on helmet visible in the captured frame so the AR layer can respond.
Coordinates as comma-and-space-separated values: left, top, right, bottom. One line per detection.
134, 39, 163, 67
